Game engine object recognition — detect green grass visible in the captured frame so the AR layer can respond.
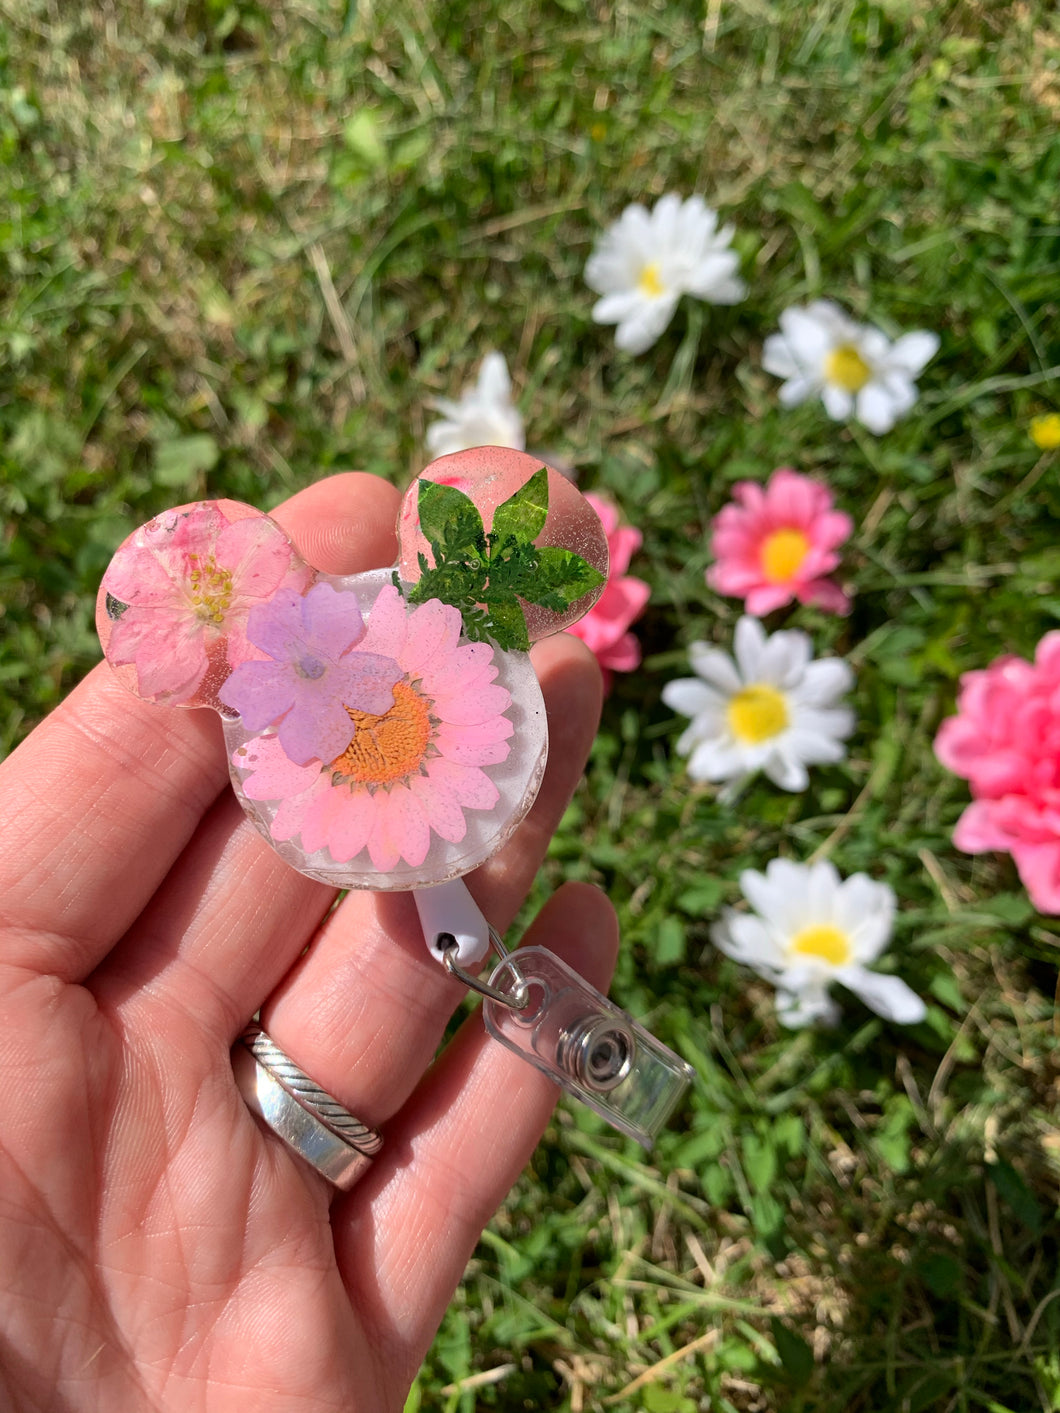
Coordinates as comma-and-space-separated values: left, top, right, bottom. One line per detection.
4, 0, 1060, 1408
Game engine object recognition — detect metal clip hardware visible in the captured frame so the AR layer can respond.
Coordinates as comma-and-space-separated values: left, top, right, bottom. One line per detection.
482, 946, 695, 1150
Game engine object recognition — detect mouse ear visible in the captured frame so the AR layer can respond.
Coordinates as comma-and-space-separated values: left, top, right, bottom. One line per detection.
396, 447, 609, 648
96, 499, 312, 712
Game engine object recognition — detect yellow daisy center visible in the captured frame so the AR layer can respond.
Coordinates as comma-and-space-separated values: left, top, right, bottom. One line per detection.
1030, 413, 1060, 451
331, 680, 433, 786
790, 923, 851, 968
824, 343, 871, 393
187, 553, 233, 625
637, 262, 665, 298
727, 684, 789, 744
760, 527, 810, 583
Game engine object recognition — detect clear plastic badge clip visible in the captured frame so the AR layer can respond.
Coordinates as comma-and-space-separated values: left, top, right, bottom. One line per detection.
481, 946, 696, 1150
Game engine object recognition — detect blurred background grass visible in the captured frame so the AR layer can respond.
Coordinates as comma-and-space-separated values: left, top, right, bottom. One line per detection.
3, 1, 1060, 1408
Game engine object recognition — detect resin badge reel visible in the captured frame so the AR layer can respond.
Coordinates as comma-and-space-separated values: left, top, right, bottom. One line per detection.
98, 449, 693, 1147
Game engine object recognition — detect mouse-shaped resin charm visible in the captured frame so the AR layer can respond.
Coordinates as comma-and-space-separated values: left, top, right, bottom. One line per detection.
97, 448, 608, 891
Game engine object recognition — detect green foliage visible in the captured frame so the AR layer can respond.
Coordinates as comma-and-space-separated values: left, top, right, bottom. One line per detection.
408, 469, 604, 648
3, 0, 1060, 1408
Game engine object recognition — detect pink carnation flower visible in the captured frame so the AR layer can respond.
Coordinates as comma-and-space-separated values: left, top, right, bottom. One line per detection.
706, 468, 852, 616
935, 633, 1060, 913
233, 585, 514, 872
102, 502, 307, 706
567, 493, 650, 687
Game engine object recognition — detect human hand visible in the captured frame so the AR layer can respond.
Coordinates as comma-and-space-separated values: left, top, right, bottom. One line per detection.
0, 473, 617, 1412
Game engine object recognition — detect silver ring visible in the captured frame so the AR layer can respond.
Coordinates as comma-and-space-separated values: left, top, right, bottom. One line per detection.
234, 1023, 382, 1191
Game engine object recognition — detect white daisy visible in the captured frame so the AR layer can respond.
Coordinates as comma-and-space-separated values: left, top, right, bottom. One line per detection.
762, 300, 939, 435
711, 858, 926, 1028
425, 351, 525, 457
585, 193, 746, 355
661, 616, 854, 793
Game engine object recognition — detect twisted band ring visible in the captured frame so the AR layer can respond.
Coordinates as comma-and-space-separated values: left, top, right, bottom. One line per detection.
234, 1022, 382, 1191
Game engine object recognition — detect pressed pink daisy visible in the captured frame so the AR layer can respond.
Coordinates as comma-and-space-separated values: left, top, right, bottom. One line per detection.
567, 493, 650, 688
706, 468, 852, 616
100, 501, 308, 707
233, 585, 515, 873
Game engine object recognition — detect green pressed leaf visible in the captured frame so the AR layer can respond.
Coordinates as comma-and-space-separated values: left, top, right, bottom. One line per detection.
525, 545, 605, 610
491, 465, 549, 545
407, 473, 600, 649
416, 479, 486, 562
478, 598, 530, 651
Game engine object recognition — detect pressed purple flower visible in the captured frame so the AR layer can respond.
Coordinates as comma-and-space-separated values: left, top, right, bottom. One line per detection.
219, 582, 401, 765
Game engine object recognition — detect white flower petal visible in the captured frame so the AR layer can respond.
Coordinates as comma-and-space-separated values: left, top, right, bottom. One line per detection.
858, 326, 891, 365
777, 984, 841, 1028
762, 857, 816, 900
784, 725, 849, 765
821, 383, 854, 420
476, 350, 511, 401
763, 748, 809, 792
740, 864, 803, 928
668, 619, 852, 792
777, 305, 835, 367
717, 857, 911, 1027
684, 251, 745, 301
799, 658, 855, 705
886, 330, 939, 375
687, 737, 746, 781
661, 678, 720, 718
855, 381, 900, 434
711, 911, 782, 970
777, 374, 819, 407
732, 615, 768, 679
762, 334, 800, 379
839, 966, 926, 1024
805, 860, 843, 921
615, 297, 680, 353
587, 194, 741, 345
425, 353, 524, 455
758, 626, 812, 687
688, 643, 743, 694
592, 289, 650, 325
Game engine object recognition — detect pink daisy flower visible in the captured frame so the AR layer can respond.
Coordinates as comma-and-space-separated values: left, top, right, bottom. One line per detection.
101, 502, 308, 707
567, 493, 650, 687
233, 585, 515, 873
706, 468, 853, 616
935, 633, 1060, 914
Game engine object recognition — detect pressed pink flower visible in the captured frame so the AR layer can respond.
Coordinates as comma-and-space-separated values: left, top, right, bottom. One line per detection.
567, 493, 650, 687
706, 468, 853, 616
219, 582, 401, 765
233, 585, 514, 872
935, 633, 1060, 914
102, 502, 307, 706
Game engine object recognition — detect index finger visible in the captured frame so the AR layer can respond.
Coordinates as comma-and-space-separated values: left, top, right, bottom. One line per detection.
0, 473, 400, 981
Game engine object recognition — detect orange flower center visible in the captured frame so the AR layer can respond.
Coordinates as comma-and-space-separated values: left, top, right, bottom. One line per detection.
331, 679, 433, 786
187, 553, 233, 625
760, 527, 810, 583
